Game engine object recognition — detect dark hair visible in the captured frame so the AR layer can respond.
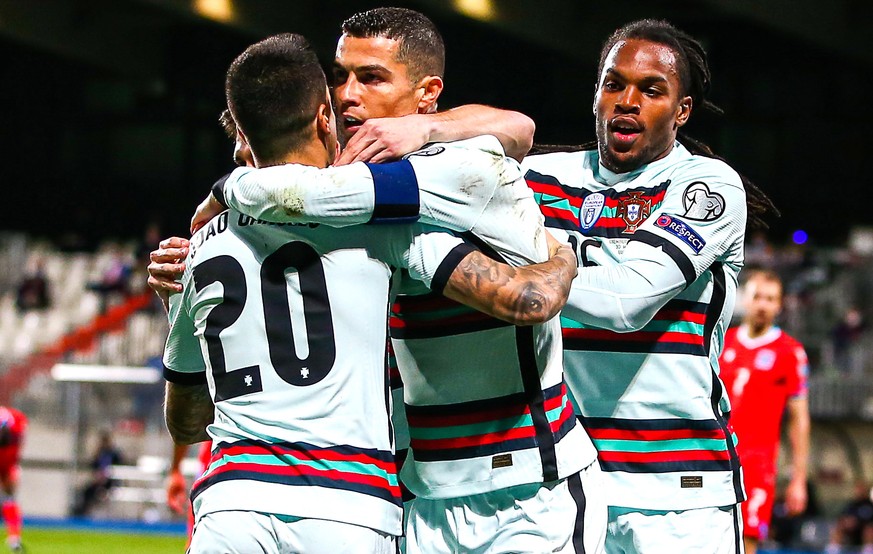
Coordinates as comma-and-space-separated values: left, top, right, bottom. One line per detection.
218, 109, 236, 140
609, 20, 777, 228
534, 19, 778, 230
225, 33, 327, 164
342, 7, 445, 81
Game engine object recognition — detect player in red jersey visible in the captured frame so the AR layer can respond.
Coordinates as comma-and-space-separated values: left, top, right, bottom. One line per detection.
719, 269, 810, 554
0, 406, 26, 553
166, 441, 212, 546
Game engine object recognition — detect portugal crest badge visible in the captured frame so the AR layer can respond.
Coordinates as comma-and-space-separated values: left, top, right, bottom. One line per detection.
617, 191, 651, 233
579, 193, 605, 230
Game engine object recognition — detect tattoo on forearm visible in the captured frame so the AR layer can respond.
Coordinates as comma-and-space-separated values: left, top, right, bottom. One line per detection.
449, 246, 575, 325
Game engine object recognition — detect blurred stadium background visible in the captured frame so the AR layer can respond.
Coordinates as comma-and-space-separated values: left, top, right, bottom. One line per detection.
1, 0, 872, 552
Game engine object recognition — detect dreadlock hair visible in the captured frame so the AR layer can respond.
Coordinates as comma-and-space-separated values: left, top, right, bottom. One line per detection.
225, 33, 327, 166
218, 108, 236, 140
342, 7, 445, 83
533, 19, 778, 229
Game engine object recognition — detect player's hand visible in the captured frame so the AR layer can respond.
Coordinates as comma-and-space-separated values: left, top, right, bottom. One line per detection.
165, 470, 188, 514
148, 237, 189, 304
334, 115, 430, 165
191, 193, 225, 234
785, 477, 808, 516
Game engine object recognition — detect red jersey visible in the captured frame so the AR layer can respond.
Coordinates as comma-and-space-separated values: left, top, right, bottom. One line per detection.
0, 406, 27, 470
719, 325, 808, 472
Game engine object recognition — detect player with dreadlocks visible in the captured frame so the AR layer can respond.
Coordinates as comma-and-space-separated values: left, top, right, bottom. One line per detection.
520, 18, 778, 553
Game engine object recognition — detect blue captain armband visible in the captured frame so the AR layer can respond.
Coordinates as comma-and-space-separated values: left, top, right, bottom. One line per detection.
366, 160, 421, 224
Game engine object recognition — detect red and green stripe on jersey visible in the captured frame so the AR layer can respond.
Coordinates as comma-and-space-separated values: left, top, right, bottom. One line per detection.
581, 416, 739, 474
191, 439, 401, 506
525, 170, 670, 236
390, 291, 510, 340
406, 382, 576, 462
563, 299, 708, 356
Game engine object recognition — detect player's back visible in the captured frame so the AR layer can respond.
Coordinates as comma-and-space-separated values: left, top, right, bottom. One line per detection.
166, 210, 449, 535
392, 145, 596, 499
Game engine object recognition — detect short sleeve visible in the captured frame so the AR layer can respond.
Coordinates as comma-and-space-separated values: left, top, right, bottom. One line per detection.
787, 343, 809, 399
630, 160, 747, 286
400, 226, 475, 292
162, 275, 208, 384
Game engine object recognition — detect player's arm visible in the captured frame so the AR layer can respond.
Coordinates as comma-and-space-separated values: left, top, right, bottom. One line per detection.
560, 168, 747, 331
165, 382, 212, 445
402, 228, 576, 326
442, 242, 577, 325
784, 396, 810, 515
784, 344, 811, 517
197, 136, 514, 233
163, 279, 213, 445
335, 105, 535, 165
165, 443, 190, 514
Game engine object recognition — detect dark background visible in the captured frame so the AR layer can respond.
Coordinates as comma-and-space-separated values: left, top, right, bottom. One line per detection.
1, 0, 869, 247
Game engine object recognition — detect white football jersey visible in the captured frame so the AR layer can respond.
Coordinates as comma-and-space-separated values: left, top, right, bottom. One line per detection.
163, 209, 469, 535
220, 136, 597, 499
522, 141, 747, 510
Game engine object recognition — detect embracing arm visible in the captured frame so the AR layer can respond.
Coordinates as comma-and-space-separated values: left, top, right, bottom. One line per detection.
335, 105, 535, 165
443, 242, 577, 326
164, 381, 213, 445
561, 242, 688, 332
209, 136, 514, 233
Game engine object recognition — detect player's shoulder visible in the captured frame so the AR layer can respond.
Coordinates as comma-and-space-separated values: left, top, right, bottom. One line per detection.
775, 330, 806, 352
521, 149, 596, 180
670, 144, 743, 191
415, 135, 505, 158
724, 326, 740, 343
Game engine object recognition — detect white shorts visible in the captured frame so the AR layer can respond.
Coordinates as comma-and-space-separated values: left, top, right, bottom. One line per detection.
405, 460, 605, 554
605, 504, 743, 554
189, 511, 396, 554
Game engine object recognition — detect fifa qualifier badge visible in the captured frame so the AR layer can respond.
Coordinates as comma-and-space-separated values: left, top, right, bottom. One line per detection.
682, 182, 725, 221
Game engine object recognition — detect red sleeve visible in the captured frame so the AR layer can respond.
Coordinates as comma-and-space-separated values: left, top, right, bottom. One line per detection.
784, 337, 809, 399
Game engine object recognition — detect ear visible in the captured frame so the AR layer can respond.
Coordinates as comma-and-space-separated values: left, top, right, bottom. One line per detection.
416, 75, 444, 114
236, 127, 250, 147
676, 95, 693, 128
315, 103, 331, 137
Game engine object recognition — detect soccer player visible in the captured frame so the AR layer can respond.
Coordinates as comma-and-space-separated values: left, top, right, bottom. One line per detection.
520, 19, 776, 553
176, 15, 780, 553
164, 33, 579, 553
156, 8, 605, 554
719, 270, 810, 554
0, 406, 26, 553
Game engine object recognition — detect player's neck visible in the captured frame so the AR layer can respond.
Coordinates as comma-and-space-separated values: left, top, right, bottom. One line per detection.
743, 321, 773, 339
257, 141, 331, 169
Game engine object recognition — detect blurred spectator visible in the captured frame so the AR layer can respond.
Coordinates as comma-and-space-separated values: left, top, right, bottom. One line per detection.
87, 246, 133, 312
745, 231, 776, 269
826, 481, 873, 554
831, 307, 867, 375
72, 431, 124, 516
15, 260, 50, 312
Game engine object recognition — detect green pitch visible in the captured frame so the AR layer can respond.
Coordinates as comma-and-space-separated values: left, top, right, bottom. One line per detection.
17, 528, 187, 553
